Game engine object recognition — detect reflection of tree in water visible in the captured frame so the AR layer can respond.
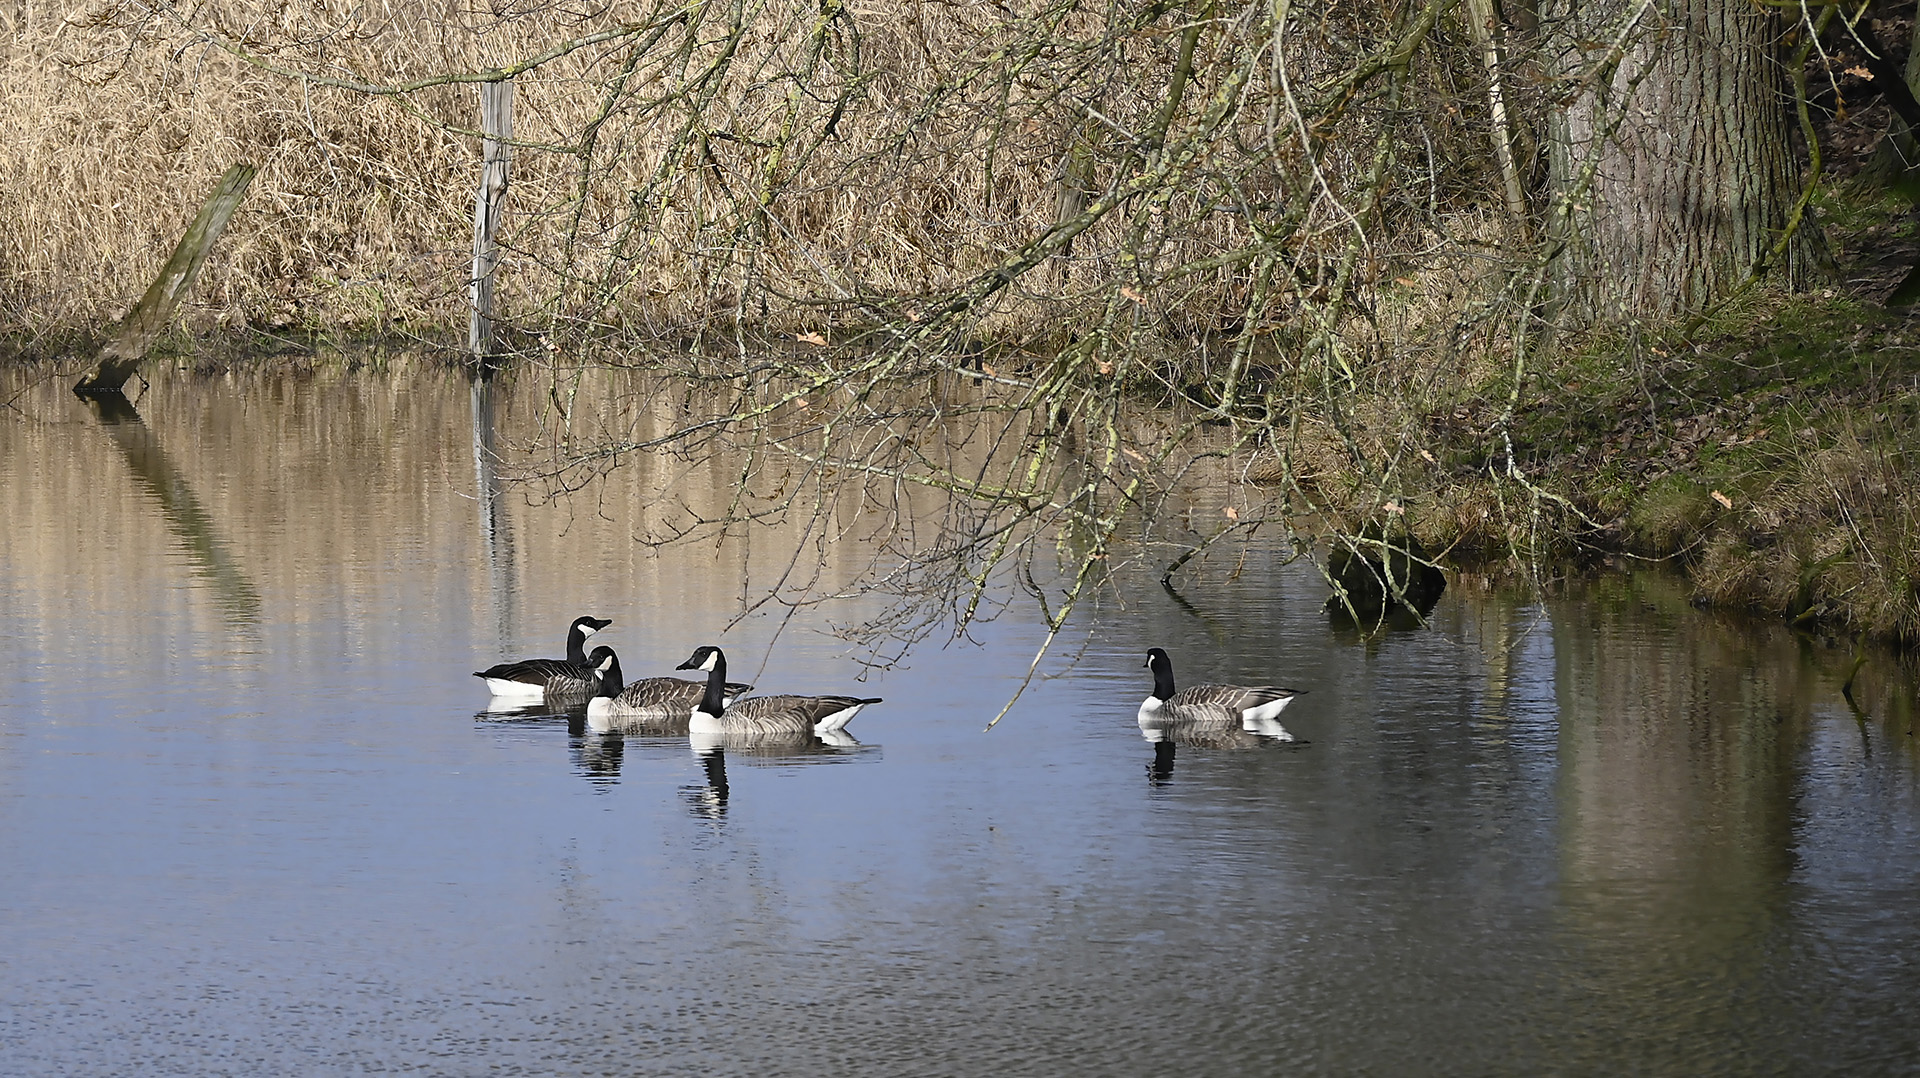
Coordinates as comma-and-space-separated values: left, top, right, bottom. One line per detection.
82, 391, 262, 623
1550, 574, 1810, 1036
469, 372, 518, 669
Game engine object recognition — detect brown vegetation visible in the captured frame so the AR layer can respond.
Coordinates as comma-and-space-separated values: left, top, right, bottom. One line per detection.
3, 0, 1443, 344
3, 0, 1918, 647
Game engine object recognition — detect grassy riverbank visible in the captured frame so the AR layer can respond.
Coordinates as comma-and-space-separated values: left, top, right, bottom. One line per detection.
1399, 285, 1920, 644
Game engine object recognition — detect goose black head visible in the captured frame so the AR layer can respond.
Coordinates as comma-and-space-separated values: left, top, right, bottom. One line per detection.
566, 617, 615, 664
587, 645, 622, 697
676, 645, 725, 673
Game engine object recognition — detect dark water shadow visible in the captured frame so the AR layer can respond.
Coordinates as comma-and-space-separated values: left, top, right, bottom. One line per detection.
81, 390, 262, 623
1326, 602, 1440, 638
1323, 534, 1446, 637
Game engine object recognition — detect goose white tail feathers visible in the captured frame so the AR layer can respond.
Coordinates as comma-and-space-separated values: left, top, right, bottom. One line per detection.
474, 615, 612, 700
1140, 647, 1301, 740
676, 645, 881, 736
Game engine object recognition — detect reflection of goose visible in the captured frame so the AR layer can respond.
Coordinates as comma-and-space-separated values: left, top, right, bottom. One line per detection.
474, 615, 611, 701
1139, 647, 1299, 740
1138, 719, 1279, 750
685, 728, 860, 815
573, 728, 625, 784
688, 726, 860, 757
1148, 740, 1176, 785
584, 646, 754, 734
686, 750, 729, 818
677, 645, 881, 737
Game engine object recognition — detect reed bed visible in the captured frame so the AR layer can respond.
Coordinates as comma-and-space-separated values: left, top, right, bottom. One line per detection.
0, 0, 1498, 349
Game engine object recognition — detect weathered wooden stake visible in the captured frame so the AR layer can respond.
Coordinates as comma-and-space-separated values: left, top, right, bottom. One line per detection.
75, 163, 258, 394
470, 80, 514, 361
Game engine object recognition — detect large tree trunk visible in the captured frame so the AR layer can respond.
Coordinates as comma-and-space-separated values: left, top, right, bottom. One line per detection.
1546, 0, 1823, 321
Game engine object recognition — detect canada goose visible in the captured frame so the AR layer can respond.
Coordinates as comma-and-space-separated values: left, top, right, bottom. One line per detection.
1139, 646, 1299, 740
583, 646, 754, 734
676, 645, 881, 736
474, 615, 612, 700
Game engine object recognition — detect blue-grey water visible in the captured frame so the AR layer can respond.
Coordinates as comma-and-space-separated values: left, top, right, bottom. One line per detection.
2, 362, 1917, 1075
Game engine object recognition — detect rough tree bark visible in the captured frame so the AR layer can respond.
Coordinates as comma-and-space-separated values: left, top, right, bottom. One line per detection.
1546, 0, 1824, 321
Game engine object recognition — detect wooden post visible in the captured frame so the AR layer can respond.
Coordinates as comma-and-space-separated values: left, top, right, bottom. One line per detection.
470, 80, 514, 361
75, 163, 258, 394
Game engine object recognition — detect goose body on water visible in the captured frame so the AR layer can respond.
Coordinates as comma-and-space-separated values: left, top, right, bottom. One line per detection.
1139, 646, 1299, 740
584, 646, 754, 734
474, 615, 612, 701
677, 645, 880, 736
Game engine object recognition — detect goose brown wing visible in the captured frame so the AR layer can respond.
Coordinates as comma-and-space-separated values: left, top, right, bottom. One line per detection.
612, 676, 706, 712
1152, 699, 1242, 726
1172, 683, 1297, 712
476, 657, 592, 690
610, 678, 754, 710
722, 694, 878, 734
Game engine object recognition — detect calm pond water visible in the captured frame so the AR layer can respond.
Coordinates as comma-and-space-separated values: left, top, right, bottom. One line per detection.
2, 360, 1918, 1076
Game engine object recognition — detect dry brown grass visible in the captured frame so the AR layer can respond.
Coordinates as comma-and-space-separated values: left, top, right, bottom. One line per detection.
1, 0, 1499, 355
